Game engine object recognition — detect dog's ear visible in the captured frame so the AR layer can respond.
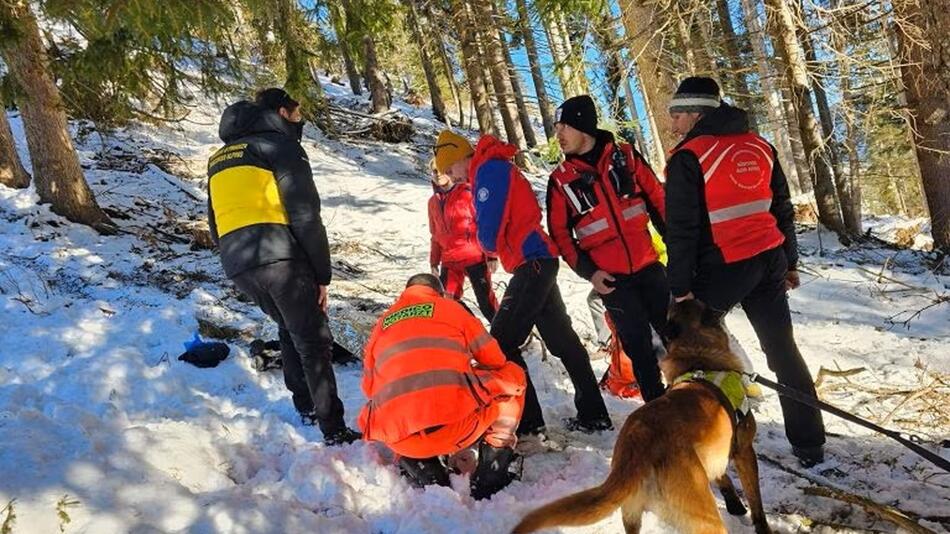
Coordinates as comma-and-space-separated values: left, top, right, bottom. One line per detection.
700, 304, 725, 328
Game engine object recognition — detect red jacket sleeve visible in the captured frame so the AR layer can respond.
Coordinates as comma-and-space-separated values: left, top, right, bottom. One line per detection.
428, 196, 442, 267
630, 148, 667, 235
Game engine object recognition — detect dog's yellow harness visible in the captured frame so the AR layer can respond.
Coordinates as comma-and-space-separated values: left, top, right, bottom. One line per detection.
672, 370, 755, 417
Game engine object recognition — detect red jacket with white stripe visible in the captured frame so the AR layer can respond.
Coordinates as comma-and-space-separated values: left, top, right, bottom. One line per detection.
664, 104, 797, 298
546, 131, 667, 279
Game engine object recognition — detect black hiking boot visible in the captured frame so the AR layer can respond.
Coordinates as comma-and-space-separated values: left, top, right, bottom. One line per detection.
323, 426, 362, 446
398, 456, 451, 488
564, 415, 614, 434
470, 441, 523, 500
793, 445, 825, 468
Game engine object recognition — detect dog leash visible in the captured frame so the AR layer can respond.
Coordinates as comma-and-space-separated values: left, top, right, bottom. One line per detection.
746, 373, 950, 473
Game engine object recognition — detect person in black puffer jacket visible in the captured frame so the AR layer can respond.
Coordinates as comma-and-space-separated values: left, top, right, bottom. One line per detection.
207, 88, 360, 446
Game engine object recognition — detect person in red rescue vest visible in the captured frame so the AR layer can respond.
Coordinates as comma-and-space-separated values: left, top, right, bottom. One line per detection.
358, 273, 526, 500
427, 157, 499, 321
664, 77, 826, 467
546, 95, 671, 402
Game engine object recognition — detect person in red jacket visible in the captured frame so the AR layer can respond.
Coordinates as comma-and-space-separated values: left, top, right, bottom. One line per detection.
664, 77, 825, 467
358, 273, 526, 499
427, 157, 499, 321
547, 95, 671, 401
434, 129, 611, 439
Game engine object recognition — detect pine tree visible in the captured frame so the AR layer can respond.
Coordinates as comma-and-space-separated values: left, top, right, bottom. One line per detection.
471, 0, 528, 150
618, 0, 680, 154
765, 0, 846, 235
515, 0, 555, 139
892, 0, 950, 250
452, 0, 497, 135
0, 109, 29, 189
0, 0, 114, 232
406, 1, 447, 122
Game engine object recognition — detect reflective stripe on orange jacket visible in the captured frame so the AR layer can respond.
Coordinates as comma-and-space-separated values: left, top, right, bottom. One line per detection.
358, 284, 524, 444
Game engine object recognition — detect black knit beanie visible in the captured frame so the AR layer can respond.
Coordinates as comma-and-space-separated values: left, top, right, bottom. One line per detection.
669, 77, 721, 113
555, 95, 598, 137
255, 87, 300, 112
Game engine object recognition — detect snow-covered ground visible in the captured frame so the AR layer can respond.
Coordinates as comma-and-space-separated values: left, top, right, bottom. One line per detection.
1, 83, 948, 533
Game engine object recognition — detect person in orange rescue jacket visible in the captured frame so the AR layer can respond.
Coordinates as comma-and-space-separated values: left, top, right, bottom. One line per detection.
435, 130, 611, 439
664, 77, 826, 467
358, 273, 526, 500
427, 158, 499, 321
547, 95, 671, 401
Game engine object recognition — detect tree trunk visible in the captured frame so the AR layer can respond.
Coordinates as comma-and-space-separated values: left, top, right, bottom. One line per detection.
619, 0, 680, 154
330, 2, 362, 96
592, 12, 628, 124
543, 10, 584, 98
427, 4, 464, 128
715, 0, 757, 129
454, 0, 497, 135
471, 0, 527, 150
0, 109, 30, 189
0, 1, 113, 231
279, 0, 327, 127
515, 0, 555, 139
673, 1, 716, 76
363, 35, 390, 114
623, 76, 651, 158
797, 9, 857, 233
740, 0, 807, 193
491, 2, 537, 148
765, 0, 845, 235
828, 3, 862, 233
407, 1, 447, 123
892, 0, 950, 250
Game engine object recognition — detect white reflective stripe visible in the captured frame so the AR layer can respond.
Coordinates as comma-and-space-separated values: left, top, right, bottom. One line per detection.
561, 183, 587, 214
575, 218, 608, 238
697, 140, 720, 165
668, 97, 721, 109
703, 143, 735, 183
745, 139, 771, 160
708, 199, 773, 223
622, 203, 646, 220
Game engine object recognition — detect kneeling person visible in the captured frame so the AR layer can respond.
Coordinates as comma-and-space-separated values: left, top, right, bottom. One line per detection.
358, 274, 526, 500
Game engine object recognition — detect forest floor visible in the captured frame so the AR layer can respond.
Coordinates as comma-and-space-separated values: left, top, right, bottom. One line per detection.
1, 81, 947, 533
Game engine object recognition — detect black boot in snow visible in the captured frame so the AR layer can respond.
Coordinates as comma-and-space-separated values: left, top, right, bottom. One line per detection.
564, 415, 614, 434
398, 456, 451, 488
323, 426, 362, 446
470, 442, 523, 501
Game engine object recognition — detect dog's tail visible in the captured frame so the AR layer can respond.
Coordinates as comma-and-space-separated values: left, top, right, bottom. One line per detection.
511, 437, 646, 533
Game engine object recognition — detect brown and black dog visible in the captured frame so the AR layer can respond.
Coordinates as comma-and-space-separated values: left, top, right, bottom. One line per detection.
512, 300, 770, 534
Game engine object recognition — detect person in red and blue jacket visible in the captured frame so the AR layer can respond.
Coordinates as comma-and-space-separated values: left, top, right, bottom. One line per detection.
427, 157, 499, 321
546, 94, 671, 402
434, 130, 611, 437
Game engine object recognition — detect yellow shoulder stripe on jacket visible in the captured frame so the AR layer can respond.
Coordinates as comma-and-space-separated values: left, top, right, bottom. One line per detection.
209, 165, 289, 236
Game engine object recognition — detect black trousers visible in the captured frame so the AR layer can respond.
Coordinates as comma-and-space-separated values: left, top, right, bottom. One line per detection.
601, 262, 671, 401
693, 247, 826, 448
439, 261, 497, 322
232, 260, 346, 435
490, 258, 609, 433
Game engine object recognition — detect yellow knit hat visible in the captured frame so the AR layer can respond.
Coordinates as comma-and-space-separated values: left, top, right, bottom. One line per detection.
434, 130, 474, 173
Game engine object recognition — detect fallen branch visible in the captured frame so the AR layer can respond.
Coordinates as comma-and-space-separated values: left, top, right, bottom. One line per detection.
758, 455, 936, 534
802, 486, 935, 534
815, 366, 866, 389
881, 380, 939, 426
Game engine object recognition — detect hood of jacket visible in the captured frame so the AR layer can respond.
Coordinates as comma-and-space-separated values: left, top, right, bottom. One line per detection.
218, 100, 301, 143
469, 135, 518, 179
